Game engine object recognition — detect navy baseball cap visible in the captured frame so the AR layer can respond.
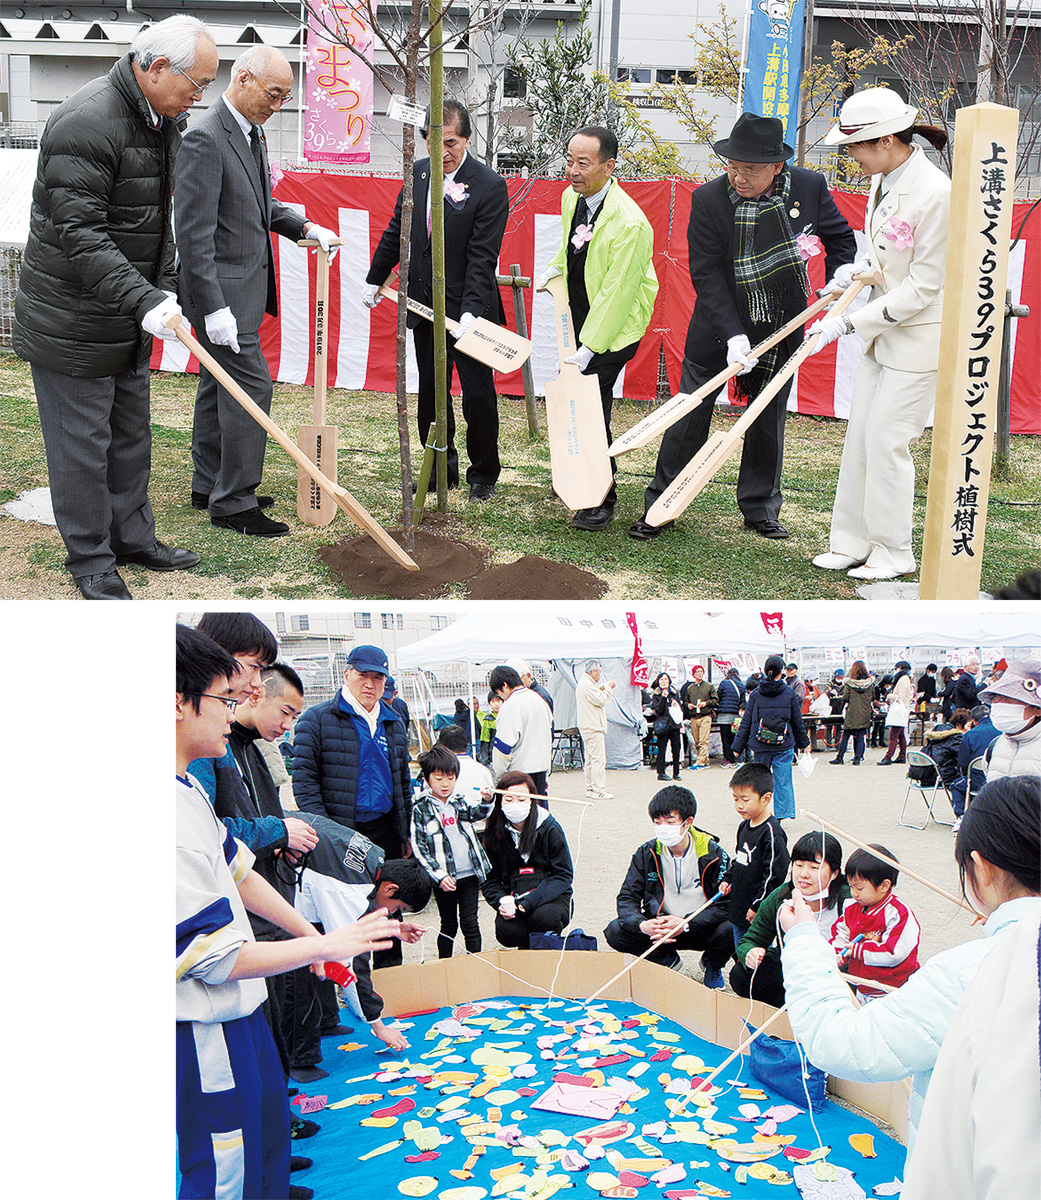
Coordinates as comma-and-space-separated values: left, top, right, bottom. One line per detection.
347, 644, 390, 675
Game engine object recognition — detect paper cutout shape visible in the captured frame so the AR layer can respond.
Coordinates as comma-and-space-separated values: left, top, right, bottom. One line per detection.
849, 1133, 877, 1158
404, 1151, 440, 1163
438, 1188, 489, 1200
359, 1138, 404, 1160
617, 1170, 649, 1187
290, 1094, 328, 1114
533, 1082, 628, 1120
793, 1164, 866, 1199
373, 1098, 416, 1118
871, 1180, 903, 1196
764, 1104, 804, 1123
586, 1172, 621, 1191
361, 1116, 399, 1128
650, 1163, 686, 1185
398, 1176, 438, 1195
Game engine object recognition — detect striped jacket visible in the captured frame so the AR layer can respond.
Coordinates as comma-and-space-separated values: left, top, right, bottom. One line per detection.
409, 788, 492, 885
831, 891, 921, 995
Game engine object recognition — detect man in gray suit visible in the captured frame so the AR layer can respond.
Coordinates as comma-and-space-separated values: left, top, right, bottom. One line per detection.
176, 46, 337, 537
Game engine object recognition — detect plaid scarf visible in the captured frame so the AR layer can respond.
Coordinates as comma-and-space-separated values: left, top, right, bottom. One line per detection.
730, 168, 811, 398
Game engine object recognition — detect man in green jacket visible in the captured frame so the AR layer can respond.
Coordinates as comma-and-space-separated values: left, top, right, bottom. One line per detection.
541, 126, 658, 531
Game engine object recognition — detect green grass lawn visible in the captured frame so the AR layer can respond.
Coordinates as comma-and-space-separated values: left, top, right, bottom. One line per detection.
1, 350, 1037, 599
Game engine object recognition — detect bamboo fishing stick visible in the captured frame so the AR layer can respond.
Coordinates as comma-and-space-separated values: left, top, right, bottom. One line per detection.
801, 810, 974, 914
583, 892, 725, 1004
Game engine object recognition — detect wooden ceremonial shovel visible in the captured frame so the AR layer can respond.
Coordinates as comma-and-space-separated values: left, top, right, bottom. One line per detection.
646, 273, 880, 528
166, 314, 419, 572
539, 274, 613, 511
297, 241, 337, 526
609, 291, 834, 457
378, 285, 532, 373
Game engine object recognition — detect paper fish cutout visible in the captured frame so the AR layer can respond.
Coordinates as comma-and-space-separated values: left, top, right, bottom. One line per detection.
756, 1118, 778, 1135
586, 1172, 621, 1192
693, 1184, 731, 1197
404, 1151, 440, 1164
336, 1042, 365, 1053
472, 1046, 532, 1069
748, 1163, 794, 1185
290, 1094, 327, 1114
650, 1163, 686, 1185
714, 1140, 783, 1163
358, 1138, 404, 1160
849, 1133, 876, 1158
513, 1064, 538, 1078
361, 1116, 398, 1128
617, 1170, 649, 1187
764, 1104, 804, 1123
600, 1189, 638, 1199
671, 1055, 705, 1074
439, 1188, 489, 1200
373, 1098, 415, 1119
573, 1120, 635, 1147
701, 1120, 737, 1136
738, 1088, 768, 1100
398, 1176, 439, 1196
871, 1180, 903, 1196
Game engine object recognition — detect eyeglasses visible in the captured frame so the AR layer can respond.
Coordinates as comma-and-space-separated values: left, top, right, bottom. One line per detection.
245, 69, 293, 105
726, 160, 775, 179
191, 693, 241, 712
173, 67, 214, 97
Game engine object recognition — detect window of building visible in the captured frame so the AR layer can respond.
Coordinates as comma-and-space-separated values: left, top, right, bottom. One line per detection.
431, 615, 450, 630
504, 67, 526, 100
382, 613, 395, 630
618, 67, 652, 84
291, 614, 310, 632
656, 69, 697, 85
354, 613, 372, 630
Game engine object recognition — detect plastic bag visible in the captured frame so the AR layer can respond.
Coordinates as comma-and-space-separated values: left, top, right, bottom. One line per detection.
797, 753, 815, 779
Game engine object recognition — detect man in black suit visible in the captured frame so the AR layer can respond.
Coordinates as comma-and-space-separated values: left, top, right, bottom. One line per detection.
177, 45, 338, 538
364, 100, 509, 502
630, 113, 855, 542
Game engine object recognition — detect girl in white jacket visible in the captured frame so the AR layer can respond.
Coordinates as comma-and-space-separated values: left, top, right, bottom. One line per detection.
778, 775, 1040, 1157
807, 88, 951, 581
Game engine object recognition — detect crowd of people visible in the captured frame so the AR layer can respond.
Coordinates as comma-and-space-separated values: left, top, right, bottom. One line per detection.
15, 6, 974, 599
176, 615, 1039, 1198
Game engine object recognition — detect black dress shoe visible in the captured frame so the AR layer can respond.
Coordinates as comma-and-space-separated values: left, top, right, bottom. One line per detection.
320, 1023, 355, 1036
468, 481, 496, 502
212, 507, 290, 537
115, 541, 201, 571
629, 517, 673, 540
571, 504, 614, 531
744, 517, 790, 539
291, 1156, 313, 1173
75, 570, 132, 600
290, 1185, 314, 1199
290, 1064, 329, 1084
192, 491, 273, 510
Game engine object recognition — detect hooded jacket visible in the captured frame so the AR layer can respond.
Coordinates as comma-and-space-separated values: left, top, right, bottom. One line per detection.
840, 676, 876, 730
614, 827, 731, 935
923, 723, 965, 787
731, 676, 809, 756
13, 54, 179, 376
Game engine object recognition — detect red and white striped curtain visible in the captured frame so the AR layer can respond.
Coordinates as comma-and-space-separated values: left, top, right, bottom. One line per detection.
151, 175, 1040, 435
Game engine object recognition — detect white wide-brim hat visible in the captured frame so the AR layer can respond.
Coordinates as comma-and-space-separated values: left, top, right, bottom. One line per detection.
824, 87, 919, 146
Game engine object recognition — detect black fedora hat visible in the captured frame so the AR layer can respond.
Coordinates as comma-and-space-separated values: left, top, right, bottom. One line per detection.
713, 112, 794, 162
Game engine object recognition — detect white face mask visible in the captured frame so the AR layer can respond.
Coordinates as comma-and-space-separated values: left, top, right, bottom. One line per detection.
991, 703, 1036, 736
502, 801, 532, 825
654, 822, 689, 848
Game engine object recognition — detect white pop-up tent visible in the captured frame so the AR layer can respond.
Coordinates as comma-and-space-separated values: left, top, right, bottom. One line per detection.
396, 607, 785, 770
783, 606, 1040, 654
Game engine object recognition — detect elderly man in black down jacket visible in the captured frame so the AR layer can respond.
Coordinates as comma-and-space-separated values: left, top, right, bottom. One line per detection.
13, 16, 218, 600
630, 113, 855, 543
292, 643, 412, 966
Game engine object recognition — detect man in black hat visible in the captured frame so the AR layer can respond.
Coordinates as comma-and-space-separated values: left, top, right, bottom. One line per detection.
630, 113, 855, 542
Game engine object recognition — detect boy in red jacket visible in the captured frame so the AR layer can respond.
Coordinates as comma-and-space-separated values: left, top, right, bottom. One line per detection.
830, 843, 921, 1000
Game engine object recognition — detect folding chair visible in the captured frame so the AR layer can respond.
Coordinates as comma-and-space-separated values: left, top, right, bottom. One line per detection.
898, 749, 956, 829
551, 727, 584, 772
965, 754, 988, 811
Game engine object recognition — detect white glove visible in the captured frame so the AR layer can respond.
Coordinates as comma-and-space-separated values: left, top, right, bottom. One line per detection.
141, 295, 182, 341
537, 266, 562, 291
565, 345, 594, 371
205, 307, 240, 354
452, 311, 478, 340
362, 283, 382, 309
306, 223, 339, 261
726, 334, 758, 375
805, 314, 848, 352
822, 258, 872, 296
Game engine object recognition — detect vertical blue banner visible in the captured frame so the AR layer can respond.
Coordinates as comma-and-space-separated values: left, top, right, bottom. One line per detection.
744, 0, 807, 146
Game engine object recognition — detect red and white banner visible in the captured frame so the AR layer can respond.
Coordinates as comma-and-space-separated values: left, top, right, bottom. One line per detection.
627, 612, 650, 688
150, 174, 1040, 435
304, 1, 373, 165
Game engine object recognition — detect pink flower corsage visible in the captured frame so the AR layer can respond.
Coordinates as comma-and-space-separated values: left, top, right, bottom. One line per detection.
571, 222, 594, 251
884, 218, 915, 251
269, 160, 285, 190
444, 179, 468, 204
796, 232, 823, 261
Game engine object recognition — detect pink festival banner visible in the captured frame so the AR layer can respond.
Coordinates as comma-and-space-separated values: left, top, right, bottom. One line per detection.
305, 0, 373, 164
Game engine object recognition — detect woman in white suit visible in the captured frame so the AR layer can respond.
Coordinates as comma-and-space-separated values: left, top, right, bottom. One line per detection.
807, 89, 951, 581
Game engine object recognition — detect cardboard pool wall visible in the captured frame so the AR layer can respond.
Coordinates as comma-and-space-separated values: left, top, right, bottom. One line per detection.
372, 950, 910, 1141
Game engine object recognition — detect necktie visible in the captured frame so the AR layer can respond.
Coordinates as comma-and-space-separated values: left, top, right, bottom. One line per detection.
249, 126, 266, 189
575, 195, 589, 228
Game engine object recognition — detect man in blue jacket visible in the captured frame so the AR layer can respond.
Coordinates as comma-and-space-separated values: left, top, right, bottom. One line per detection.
292, 644, 412, 966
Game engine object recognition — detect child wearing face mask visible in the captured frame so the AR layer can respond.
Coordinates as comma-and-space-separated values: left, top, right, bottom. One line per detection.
481, 772, 574, 948
730, 830, 849, 1009
604, 786, 733, 986
975, 658, 1041, 780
